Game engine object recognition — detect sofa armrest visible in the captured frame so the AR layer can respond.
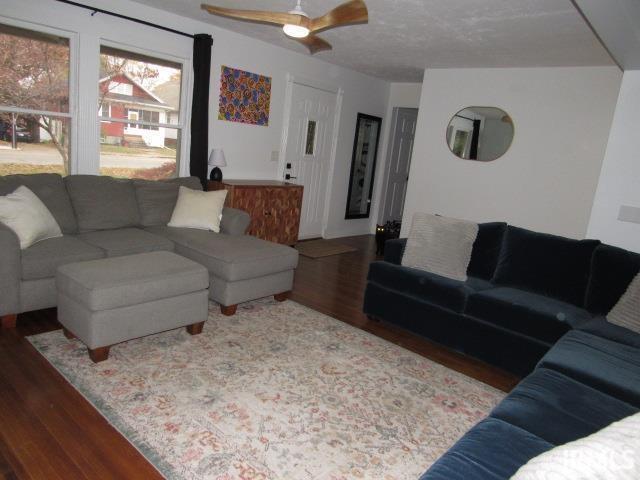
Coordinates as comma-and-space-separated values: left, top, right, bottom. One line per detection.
384, 238, 407, 264
220, 207, 251, 236
0, 223, 21, 315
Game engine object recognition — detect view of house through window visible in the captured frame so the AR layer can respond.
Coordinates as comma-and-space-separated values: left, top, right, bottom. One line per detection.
99, 46, 182, 179
0, 23, 71, 176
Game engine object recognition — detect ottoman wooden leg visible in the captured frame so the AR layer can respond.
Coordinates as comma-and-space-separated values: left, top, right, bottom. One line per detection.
1, 314, 17, 329
63, 328, 76, 340
186, 321, 204, 335
220, 304, 237, 316
88, 346, 110, 363
274, 291, 290, 302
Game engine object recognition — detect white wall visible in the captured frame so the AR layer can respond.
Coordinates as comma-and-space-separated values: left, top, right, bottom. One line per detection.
401, 67, 621, 239
2, 0, 390, 238
370, 82, 423, 229
587, 71, 640, 252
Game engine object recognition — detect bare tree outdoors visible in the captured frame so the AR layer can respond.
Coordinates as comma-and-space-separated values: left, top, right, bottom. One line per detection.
0, 28, 69, 163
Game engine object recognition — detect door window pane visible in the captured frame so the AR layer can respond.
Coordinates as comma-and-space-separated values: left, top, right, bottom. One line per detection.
99, 46, 182, 179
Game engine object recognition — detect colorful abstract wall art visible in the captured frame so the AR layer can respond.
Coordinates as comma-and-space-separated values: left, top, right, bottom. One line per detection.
218, 66, 271, 126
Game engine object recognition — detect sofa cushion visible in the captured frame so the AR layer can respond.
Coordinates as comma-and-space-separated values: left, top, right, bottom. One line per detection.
367, 261, 493, 313
578, 317, 640, 349
78, 228, 174, 257
21, 236, 105, 280
538, 330, 640, 407
490, 368, 638, 445
465, 287, 593, 344
467, 222, 507, 280
56, 251, 208, 311
585, 244, 640, 315
145, 226, 298, 282
133, 176, 202, 227
0, 173, 77, 234
65, 175, 140, 232
419, 418, 552, 480
492, 226, 599, 306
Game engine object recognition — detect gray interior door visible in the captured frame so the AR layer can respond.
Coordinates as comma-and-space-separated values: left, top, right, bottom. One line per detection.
381, 107, 418, 223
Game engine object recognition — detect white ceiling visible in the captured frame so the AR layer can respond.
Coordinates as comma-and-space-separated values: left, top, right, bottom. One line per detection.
130, 0, 614, 82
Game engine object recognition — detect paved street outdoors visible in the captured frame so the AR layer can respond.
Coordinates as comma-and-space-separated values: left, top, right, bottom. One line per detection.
0, 142, 174, 169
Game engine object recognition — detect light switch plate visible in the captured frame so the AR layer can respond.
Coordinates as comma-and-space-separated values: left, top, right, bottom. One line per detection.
618, 205, 640, 224
271, 150, 279, 162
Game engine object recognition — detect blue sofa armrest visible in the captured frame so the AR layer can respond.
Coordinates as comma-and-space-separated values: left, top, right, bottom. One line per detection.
384, 238, 406, 264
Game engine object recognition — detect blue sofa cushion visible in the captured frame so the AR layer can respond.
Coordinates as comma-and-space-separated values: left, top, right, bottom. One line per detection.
367, 261, 493, 313
584, 244, 640, 315
419, 418, 552, 480
467, 222, 507, 281
465, 287, 593, 344
383, 238, 406, 264
492, 226, 600, 306
538, 330, 640, 407
490, 368, 638, 445
578, 317, 640, 349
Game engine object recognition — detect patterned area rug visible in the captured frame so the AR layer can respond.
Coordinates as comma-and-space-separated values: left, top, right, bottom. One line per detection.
29, 299, 504, 479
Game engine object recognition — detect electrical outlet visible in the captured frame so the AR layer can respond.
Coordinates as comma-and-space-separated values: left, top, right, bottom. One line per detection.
271, 150, 279, 162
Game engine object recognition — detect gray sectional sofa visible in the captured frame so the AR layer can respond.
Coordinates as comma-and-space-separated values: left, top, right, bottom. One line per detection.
0, 173, 299, 327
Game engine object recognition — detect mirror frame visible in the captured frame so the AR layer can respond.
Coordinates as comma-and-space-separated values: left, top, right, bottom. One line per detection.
445, 106, 514, 162
345, 113, 383, 220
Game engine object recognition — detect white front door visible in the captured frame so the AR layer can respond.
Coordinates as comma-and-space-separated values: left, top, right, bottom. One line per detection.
284, 83, 337, 239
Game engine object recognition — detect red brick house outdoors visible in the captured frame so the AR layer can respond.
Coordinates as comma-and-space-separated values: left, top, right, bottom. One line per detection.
99, 73, 173, 148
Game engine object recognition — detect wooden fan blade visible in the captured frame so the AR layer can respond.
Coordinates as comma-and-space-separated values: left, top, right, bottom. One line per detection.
310, 0, 368, 33
201, 4, 310, 29
294, 34, 332, 55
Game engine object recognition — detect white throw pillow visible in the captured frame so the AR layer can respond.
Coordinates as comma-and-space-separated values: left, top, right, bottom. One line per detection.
168, 187, 228, 232
511, 412, 640, 480
607, 272, 640, 334
401, 213, 478, 281
0, 185, 62, 249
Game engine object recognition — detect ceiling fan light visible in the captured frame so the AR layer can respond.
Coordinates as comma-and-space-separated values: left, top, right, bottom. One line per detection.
283, 23, 310, 38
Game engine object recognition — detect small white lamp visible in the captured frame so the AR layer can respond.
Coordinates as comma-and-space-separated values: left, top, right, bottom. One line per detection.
208, 148, 227, 181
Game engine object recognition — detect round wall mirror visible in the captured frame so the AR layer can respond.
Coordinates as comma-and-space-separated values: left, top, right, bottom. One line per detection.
446, 107, 514, 161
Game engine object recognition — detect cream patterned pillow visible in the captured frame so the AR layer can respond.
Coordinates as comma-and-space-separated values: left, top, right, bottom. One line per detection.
511, 412, 640, 479
0, 185, 62, 249
607, 272, 640, 334
168, 187, 227, 232
401, 213, 478, 281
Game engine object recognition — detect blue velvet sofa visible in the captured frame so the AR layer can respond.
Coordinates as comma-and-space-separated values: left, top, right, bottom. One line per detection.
421, 321, 640, 479
364, 223, 640, 375
362, 223, 640, 479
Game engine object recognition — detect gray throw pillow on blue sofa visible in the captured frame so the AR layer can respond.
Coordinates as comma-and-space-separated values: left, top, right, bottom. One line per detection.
402, 213, 478, 282
608, 272, 640, 334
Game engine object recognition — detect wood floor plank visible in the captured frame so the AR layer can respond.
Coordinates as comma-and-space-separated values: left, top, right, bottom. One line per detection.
0, 234, 518, 478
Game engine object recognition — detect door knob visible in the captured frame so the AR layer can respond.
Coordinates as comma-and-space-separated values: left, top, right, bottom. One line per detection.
285, 174, 297, 180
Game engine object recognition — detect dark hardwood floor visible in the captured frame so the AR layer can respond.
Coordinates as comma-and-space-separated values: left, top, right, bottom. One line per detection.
0, 234, 519, 479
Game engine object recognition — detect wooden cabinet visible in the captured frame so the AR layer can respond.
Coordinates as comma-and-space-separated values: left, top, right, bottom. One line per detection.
208, 180, 303, 245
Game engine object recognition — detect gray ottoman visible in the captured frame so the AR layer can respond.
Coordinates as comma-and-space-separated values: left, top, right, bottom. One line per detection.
56, 251, 209, 362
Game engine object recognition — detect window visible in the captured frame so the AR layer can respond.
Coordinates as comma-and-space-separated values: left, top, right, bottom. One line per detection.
99, 102, 111, 119
0, 23, 71, 175
98, 45, 182, 179
126, 109, 160, 130
110, 82, 133, 96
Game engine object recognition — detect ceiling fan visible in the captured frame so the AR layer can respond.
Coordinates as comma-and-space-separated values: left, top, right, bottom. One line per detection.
201, 0, 369, 54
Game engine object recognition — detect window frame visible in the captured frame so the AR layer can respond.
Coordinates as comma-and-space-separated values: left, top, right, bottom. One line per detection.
0, 17, 78, 175
97, 41, 189, 177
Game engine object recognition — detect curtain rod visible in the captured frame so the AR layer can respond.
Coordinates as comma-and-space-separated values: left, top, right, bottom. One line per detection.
55, 0, 195, 39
